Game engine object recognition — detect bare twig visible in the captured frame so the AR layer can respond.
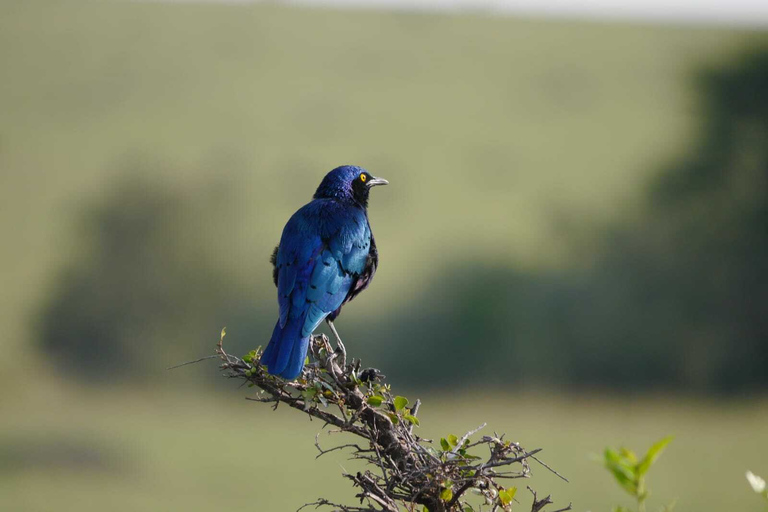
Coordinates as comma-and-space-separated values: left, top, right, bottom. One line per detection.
166, 354, 218, 370
530, 454, 570, 483
528, 486, 573, 512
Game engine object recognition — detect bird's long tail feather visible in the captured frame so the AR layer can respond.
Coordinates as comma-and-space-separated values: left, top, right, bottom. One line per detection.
261, 318, 310, 380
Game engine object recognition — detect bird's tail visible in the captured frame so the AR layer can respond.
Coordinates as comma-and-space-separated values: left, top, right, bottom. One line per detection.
260, 318, 310, 380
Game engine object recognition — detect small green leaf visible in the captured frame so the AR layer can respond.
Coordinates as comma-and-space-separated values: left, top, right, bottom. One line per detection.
220, 327, 227, 340
604, 449, 637, 495
499, 489, 514, 506
367, 396, 383, 406
304, 356, 310, 365
637, 436, 673, 476
448, 434, 459, 447
404, 414, 420, 426
387, 413, 399, 425
440, 438, 451, 451
620, 448, 637, 464
394, 396, 409, 411
440, 487, 453, 502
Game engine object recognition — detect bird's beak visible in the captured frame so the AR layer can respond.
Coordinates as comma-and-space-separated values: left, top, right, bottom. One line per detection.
366, 176, 389, 188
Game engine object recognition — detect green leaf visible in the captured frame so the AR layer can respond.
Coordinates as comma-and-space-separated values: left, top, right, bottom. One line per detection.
304, 356, 310, 365
604, 449, 638, 496
440, 438, 451, 451
604, 448, 634, 472
220, 327, 227, 340
459, 451, 481, 461
394, 396, 409, 411
620, 447, 638, 464
404, 414, 420, 426
387, 412, 399, 425
637, 436, 673, 476
448, 434, 459, 447
440, 487, 453, 502
499, 489, 514, 506
367, 396, 383, 407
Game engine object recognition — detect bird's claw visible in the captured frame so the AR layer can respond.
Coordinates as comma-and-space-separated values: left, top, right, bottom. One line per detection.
327, 321, 347, 368
334, 342, 347, 369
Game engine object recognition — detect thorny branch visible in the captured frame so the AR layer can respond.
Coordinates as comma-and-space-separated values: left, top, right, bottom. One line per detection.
212, 329, 571, 512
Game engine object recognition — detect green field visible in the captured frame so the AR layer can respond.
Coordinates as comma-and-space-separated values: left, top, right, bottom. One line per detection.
2, 1, 767, 362
2, 384, 767, 512
2, 3, 768, 510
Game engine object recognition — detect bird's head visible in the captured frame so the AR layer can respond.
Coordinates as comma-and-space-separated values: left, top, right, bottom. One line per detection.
313, 165, 388, 208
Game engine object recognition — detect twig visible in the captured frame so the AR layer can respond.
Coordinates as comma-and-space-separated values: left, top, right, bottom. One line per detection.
198, 329, 569, 512
530, 454, 570, 483
166, 355, 218, 370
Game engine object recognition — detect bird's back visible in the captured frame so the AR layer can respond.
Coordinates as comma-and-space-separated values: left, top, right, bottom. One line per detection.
262, 198, 374, 378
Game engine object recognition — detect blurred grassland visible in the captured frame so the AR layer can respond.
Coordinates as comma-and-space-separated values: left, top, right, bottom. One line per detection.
1, 384, 767, 511
2, 3, 768, 510
2, 1, 767, 368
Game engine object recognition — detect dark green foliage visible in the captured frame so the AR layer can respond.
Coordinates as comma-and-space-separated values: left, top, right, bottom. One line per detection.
366, 48, 768, 394
35, 168, 261, 380
34, 48, 768, 393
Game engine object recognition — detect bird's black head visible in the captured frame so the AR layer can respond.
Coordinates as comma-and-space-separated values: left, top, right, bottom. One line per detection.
313, 165, 389, 208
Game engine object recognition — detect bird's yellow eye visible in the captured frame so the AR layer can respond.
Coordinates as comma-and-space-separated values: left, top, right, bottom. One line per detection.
360, 173, 367, 182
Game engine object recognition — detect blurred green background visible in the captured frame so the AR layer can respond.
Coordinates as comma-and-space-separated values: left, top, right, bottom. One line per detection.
1, 1, 767, 511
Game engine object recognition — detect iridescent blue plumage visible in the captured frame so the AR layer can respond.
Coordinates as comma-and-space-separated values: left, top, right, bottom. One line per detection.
261, 166, 388, 379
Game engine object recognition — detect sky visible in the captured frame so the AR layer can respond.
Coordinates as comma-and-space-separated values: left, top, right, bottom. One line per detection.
160, 0, 768, 27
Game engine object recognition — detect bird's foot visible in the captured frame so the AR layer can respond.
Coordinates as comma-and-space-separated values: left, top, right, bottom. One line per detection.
311, 334, 345, 379
334, 340, 347, 369
327, 321, 347, 368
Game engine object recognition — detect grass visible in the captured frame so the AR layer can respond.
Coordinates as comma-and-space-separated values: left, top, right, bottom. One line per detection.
1, 384, 766, 512
1, 6, 767, 509
1, 1, 766, 362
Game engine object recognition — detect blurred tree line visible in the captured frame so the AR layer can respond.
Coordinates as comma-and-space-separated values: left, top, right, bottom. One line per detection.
37, 49, 768, 392
370, 49, 768, 393
35, 161, 269, 380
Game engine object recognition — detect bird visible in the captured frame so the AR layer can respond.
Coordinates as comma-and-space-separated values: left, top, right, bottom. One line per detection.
260, 165, 388, 380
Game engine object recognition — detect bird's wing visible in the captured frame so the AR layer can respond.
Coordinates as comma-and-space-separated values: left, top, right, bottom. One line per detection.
274, 201, 370, 337
274, 208, 323, 330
